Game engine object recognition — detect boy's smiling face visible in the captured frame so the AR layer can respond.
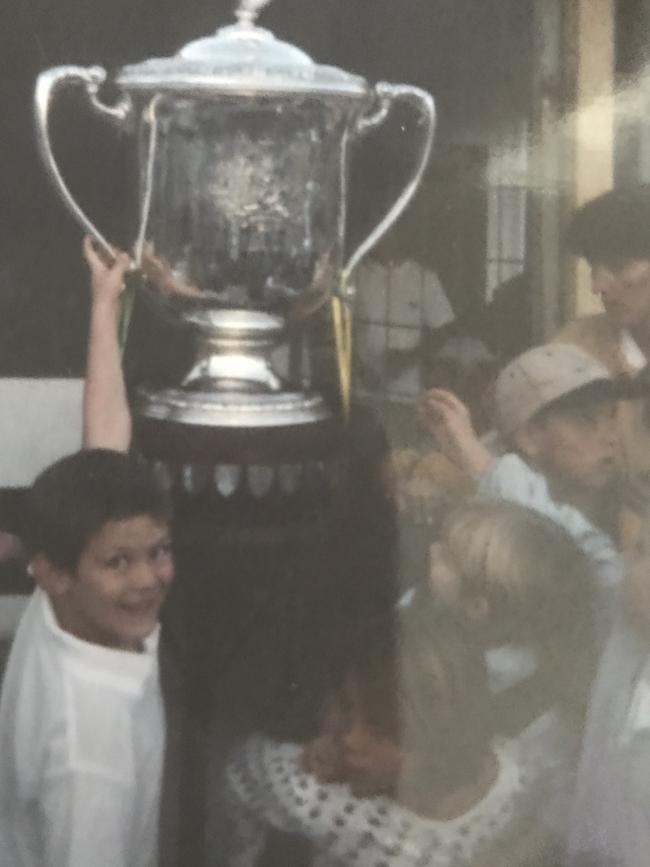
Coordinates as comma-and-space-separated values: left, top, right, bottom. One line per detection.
43, 514, 174, 652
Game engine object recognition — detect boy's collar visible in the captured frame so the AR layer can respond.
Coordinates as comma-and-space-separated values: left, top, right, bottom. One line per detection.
37, 588, 159, 683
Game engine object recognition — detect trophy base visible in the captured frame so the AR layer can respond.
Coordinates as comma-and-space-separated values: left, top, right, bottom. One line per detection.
137, 309, 332, 430
136, 386, 331, 429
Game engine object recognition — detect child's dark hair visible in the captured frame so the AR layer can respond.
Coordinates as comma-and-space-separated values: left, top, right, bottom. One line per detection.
24, 449, 172, 571
567, 184, 650, 267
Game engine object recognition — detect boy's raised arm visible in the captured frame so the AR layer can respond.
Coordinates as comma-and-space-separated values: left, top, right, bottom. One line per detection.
82, 236, 132, 453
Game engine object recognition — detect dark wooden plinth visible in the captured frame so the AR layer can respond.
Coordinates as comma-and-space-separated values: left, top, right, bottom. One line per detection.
135, 415, 341, 466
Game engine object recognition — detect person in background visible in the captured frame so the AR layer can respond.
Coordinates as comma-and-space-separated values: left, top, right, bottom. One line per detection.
559, 185, 650, 377
353, 251, 456, 404
387, 335, 499, 600
419, 343, 625, 637
425, 336, 500, 434
0, 449, 174, 867
456, 270, 533, 365
220, 602, 549, 867
558, 185, 650, 522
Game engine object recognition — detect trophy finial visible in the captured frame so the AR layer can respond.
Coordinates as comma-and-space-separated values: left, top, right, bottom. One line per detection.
235, 0, 272, 27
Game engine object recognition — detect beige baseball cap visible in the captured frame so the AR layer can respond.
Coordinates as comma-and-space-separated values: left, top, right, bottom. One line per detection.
494, 343, 615, 436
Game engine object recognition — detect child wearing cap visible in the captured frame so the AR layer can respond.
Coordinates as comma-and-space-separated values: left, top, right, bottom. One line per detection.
420, 342, 624, 636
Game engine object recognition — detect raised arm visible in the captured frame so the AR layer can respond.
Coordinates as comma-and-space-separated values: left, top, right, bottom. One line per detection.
418, 387, 493, 477
82, 235, 131, 452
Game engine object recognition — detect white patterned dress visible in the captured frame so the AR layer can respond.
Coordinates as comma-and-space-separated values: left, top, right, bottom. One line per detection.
220, 734, 544, 867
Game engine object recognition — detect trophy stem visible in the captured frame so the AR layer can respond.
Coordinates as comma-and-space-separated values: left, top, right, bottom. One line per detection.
137, 308, 331, 428
182, 308, 285, 393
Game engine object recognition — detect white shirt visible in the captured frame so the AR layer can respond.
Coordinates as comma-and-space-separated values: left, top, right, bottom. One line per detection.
353, 259, 455, 400
0, 589, 165, 867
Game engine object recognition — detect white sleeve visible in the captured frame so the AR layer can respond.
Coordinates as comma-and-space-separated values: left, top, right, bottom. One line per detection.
479, 454, 621, 582
478, 453, 592, 532
479, 453, 547, 504
479, 453, 622, 642
40, 772, 136, 867
221, 737, 375, 867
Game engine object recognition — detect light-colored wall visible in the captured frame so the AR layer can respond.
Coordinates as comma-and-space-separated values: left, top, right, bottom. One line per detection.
0, 379, 83, 488
0, 597, 29, 640
567, 0, 616, 318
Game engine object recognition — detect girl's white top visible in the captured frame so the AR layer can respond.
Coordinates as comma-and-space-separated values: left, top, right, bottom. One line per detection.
220, 734, 543, 867
0, 588, 164, 867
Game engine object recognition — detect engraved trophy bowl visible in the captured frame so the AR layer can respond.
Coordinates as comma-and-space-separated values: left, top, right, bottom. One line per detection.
34, 0, 435, 430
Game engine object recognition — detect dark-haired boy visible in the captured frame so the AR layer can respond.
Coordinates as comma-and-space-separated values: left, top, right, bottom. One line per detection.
0, 449, 174, 867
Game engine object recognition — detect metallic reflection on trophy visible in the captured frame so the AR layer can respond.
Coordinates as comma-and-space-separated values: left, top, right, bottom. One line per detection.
34, 0, 435, 429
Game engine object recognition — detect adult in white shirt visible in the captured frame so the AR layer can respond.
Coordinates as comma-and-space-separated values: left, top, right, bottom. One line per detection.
353, 256, 455, 402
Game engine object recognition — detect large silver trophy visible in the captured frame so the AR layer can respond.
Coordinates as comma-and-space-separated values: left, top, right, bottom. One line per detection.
35, 0, 435, 430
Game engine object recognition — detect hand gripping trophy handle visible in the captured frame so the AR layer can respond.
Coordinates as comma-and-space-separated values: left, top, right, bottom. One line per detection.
34, 66, 133, 265
342, 83, 436, 295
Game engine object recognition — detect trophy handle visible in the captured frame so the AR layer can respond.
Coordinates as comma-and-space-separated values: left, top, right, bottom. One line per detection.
341, 83, 436, 291
34, 65, 133, 264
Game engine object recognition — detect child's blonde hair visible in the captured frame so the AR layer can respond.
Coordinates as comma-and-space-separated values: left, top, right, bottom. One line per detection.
437, 499, 596, 715
441, 499, 590, 628
346, 603, 492, 807
396, 602, 491, 807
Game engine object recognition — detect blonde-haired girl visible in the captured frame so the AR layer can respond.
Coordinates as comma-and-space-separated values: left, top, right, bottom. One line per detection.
434, 500, 594, 668
421, 499, 598, 856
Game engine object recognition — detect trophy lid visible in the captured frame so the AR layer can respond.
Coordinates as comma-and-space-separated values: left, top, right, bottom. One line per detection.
116, 0, 367, 97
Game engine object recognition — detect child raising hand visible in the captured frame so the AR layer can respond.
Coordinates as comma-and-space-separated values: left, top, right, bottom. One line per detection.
81, 236, 131, 453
